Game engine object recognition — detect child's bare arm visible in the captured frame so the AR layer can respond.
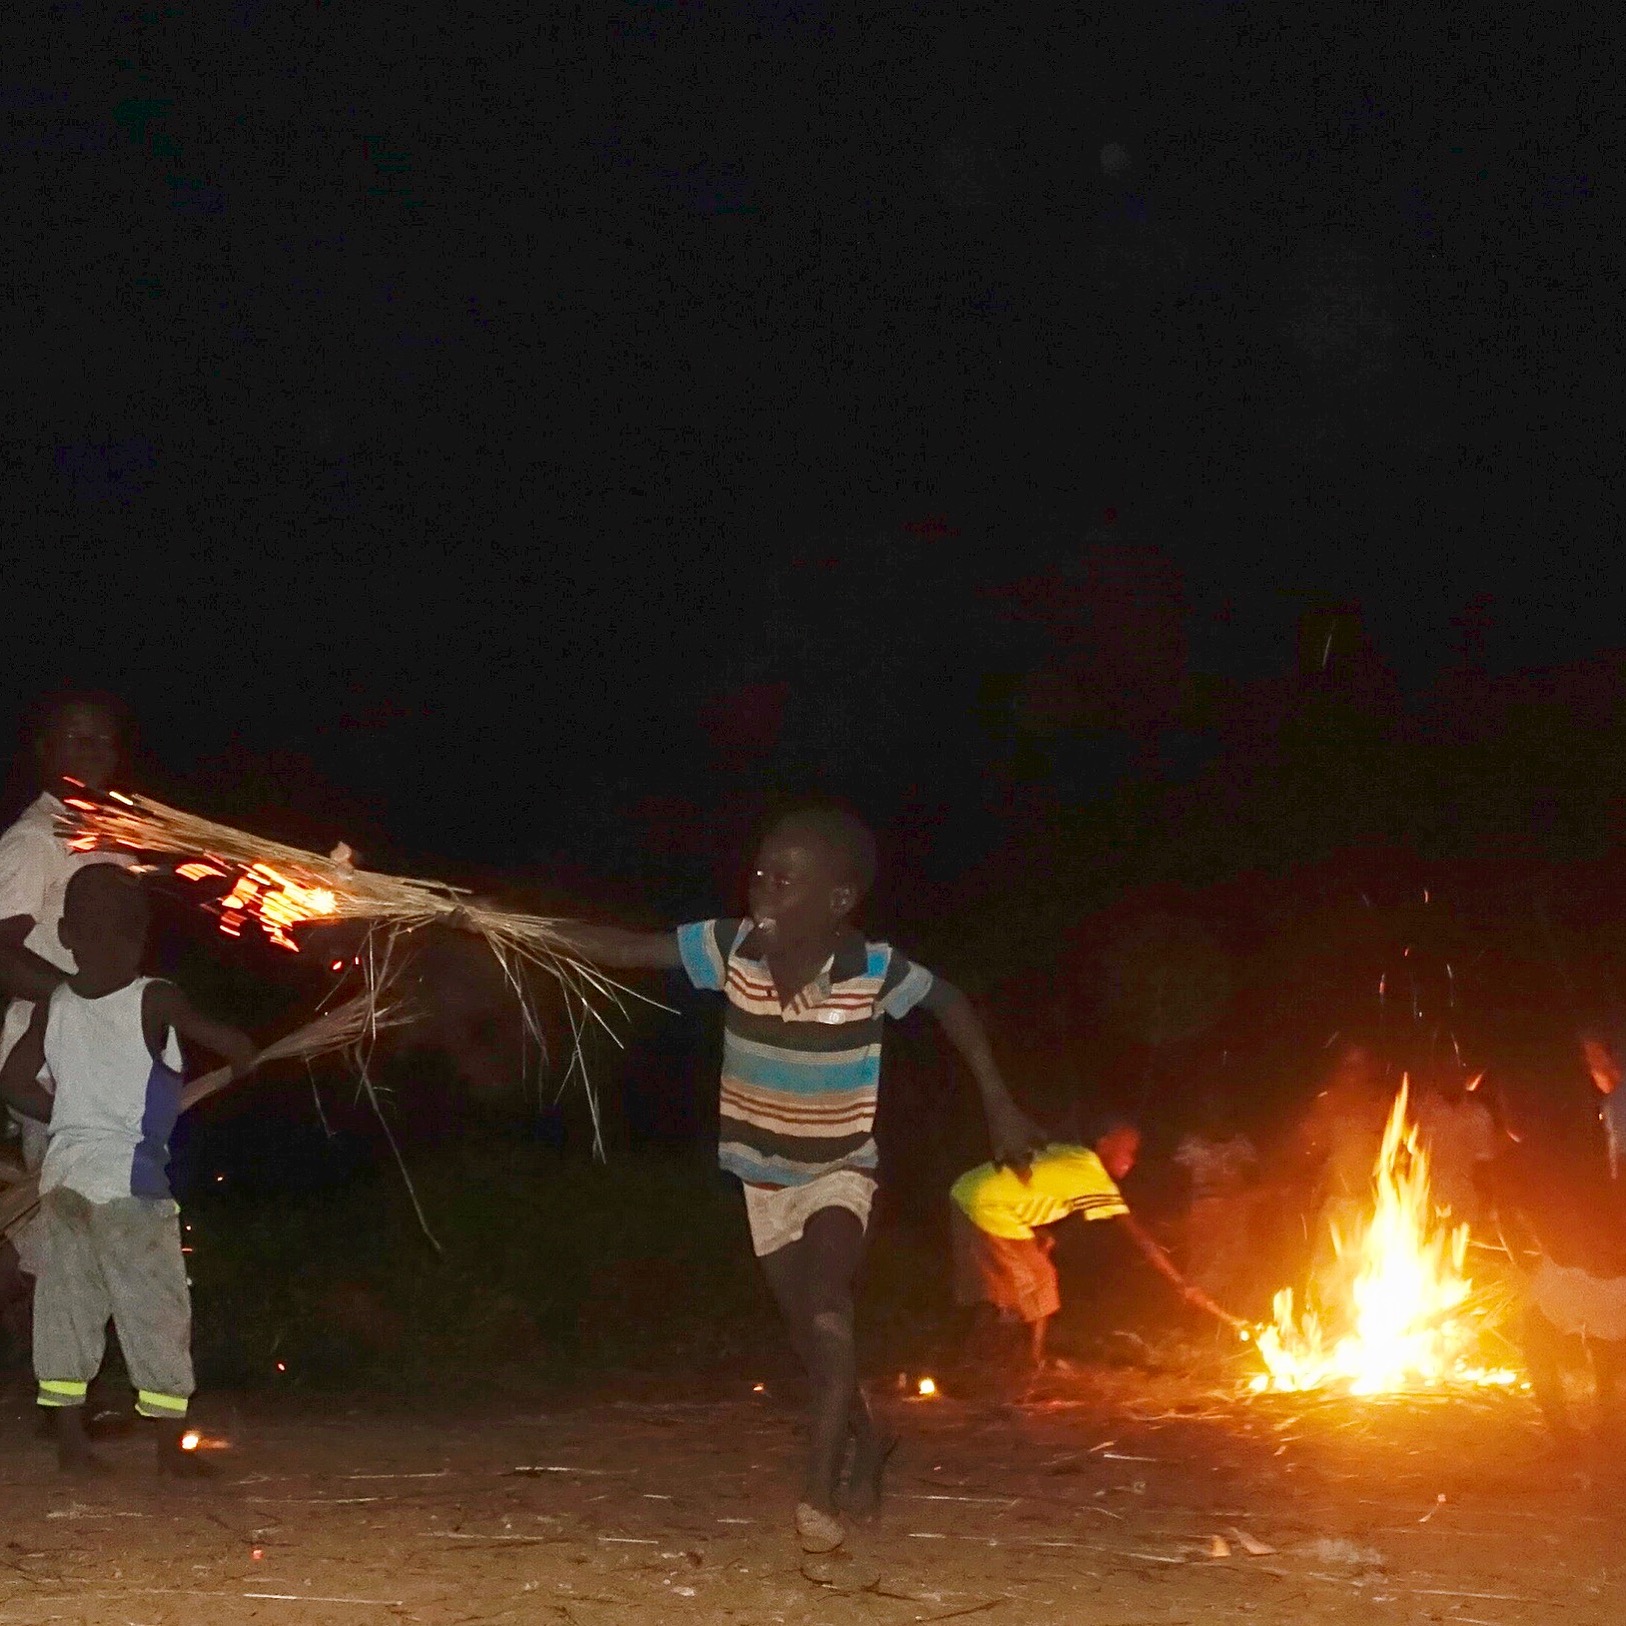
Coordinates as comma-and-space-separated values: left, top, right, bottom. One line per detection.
919, 978, 1047, 1172
1114, 1211, 1245, 1329
0, 1003, 53, 1123
0, 916, 68, 1004
144, 983, 258, 1077
554, 924, 684, 971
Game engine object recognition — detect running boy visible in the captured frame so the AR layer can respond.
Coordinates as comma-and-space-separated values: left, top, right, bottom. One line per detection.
563, 805, 1044, 1553
0, 864, 255, 1476
953, 1120, 1242, 1376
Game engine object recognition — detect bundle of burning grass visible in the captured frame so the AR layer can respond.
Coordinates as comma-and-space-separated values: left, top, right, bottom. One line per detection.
55, 789, 639, 1158
0, 989, 411, 1245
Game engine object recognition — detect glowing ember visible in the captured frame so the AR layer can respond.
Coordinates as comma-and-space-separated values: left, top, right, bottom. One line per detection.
917, 1376, 938, 1398
175, 861, 226, 881
214, 862, 338, 950
65, 798, 338, 952
1251, 1080, 1516, 1395
180, 1430, 231, 1452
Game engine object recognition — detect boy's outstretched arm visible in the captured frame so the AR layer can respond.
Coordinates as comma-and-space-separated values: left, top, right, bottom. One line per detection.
144, 983, 258, 1077
1113, 1211, 1245, 1330
0, 1003, 53, 1123
920, 978, 1047, 1173
555, 924, 683, 971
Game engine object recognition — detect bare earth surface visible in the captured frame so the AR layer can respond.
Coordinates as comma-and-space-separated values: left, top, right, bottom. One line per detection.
0, 1365, 1618, 1626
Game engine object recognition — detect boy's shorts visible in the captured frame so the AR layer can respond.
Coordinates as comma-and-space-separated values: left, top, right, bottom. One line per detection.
741, 1168, 877, 1258
951, 1205, 1060, 1324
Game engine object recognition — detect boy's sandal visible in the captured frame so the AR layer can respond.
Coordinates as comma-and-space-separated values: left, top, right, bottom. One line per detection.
794, 1501, 845, 1554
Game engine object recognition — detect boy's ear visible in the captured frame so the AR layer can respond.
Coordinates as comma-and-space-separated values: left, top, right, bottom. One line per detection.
829, 882, 857, 919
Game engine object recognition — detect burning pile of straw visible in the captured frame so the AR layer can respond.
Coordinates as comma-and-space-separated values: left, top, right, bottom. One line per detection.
1250, 1081, 1519, 1396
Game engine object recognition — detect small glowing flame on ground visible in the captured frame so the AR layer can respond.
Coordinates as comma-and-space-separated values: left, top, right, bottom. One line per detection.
1251, 1080, 1517, 1395
180, 1430, 200, 1451
917, 1377, 938, 1398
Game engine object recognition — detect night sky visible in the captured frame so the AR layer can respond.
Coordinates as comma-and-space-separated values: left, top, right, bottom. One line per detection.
4, 2, 1615, 888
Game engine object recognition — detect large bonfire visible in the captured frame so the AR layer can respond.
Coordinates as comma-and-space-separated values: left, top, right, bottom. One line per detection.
1250, 1080, 1517, 1394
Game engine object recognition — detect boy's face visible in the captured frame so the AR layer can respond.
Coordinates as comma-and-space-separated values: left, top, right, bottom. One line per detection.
1096, 1126, 1141, 1181
59, 867, 148, 981
748, 830, 854, 950
37, 703, 119, 794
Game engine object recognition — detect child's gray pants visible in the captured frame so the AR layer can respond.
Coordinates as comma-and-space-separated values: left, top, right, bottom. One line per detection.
33, 1187, 195, 1419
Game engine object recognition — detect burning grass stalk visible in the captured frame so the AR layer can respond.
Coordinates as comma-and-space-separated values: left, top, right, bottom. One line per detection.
56, 789, 645, 1161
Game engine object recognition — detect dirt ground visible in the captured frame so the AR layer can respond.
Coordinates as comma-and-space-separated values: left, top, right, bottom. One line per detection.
0, 1363, 1619, 1626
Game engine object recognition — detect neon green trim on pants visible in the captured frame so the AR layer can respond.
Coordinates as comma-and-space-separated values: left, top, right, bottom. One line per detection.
38, 1379, 88, 1408
136, 1389, 189, 1419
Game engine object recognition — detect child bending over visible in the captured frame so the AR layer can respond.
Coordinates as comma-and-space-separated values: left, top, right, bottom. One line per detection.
562, 805, 1044, 1554
953, 1121, 1242, 1377
0, 865, 254, 1476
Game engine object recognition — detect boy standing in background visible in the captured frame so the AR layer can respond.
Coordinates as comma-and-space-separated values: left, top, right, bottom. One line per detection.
0, 865, 255, 1476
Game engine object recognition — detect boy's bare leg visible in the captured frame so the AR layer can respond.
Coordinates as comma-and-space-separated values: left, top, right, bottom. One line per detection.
1029, 1313, 1049, 1370
1592, 1334, 1623, 1435
759, 1207, 883, 1531
1523, 1306, 1575, 1442
48, 1405, 109, 1478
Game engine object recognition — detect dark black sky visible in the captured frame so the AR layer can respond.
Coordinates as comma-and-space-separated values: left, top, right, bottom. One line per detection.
3, 1, 1616, 871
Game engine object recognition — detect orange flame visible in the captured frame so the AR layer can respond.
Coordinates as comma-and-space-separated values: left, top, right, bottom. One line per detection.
63, 796, 340, 953
214, 862, 338, 951
1251, 1080, 1516, 1394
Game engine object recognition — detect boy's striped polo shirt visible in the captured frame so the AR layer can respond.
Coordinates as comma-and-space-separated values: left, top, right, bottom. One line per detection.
676, 918, 935, 1187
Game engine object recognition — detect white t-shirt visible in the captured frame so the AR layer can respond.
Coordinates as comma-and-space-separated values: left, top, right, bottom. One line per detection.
0, 794, 132, 1161
39, 978, 183, 1205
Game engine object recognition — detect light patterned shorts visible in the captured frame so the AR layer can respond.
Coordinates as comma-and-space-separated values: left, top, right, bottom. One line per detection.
951, 1205, 1060, 1324
741, 1168, 878, 1258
